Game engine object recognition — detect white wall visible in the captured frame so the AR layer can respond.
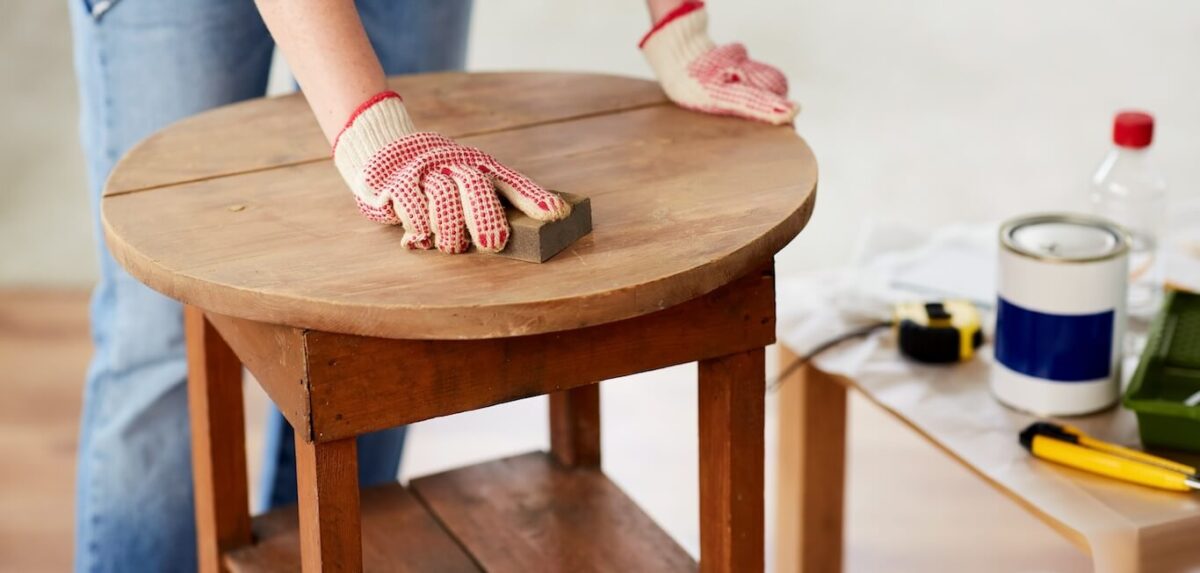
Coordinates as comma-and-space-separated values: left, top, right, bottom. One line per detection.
3, 1, 1197, 286
469, 0, 1200, 275
1, 2, 94, 286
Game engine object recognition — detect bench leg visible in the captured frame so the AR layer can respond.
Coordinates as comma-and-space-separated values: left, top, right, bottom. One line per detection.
185, 306, 252, 572
699, 348, 766, 573
549, 384, 602, 468
775, 347, 846, 573
295, 436, 363, 572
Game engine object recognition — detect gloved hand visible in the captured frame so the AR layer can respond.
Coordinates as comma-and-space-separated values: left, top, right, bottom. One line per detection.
640, 1, 798, 125
333, 92, 571, 253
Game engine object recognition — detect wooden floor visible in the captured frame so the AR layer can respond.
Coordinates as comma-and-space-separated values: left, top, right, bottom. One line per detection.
0, 290, 90, 572
0, 289, 1088, 572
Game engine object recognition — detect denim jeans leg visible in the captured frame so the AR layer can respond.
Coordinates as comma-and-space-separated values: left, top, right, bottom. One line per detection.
69, 0, 274, 570
257, 0, 475, 511
358, 0, 474, 75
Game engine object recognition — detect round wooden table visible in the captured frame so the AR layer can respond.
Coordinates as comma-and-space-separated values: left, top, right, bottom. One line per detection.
103, 72, 817, 572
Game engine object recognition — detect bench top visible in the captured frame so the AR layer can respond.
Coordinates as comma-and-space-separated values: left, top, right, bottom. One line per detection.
102, 72, 817, 339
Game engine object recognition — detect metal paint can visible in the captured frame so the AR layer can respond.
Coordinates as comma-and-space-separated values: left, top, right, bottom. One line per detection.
992, 213, 1129, 415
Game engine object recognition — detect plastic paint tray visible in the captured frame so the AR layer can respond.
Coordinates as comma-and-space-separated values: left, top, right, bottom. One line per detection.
1124, 290, 1200, 453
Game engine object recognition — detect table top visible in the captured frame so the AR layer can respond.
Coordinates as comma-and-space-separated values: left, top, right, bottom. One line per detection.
101, 72, 817, 339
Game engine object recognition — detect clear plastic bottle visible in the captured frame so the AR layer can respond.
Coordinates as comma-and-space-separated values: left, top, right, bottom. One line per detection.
1089, 111, 1167, 318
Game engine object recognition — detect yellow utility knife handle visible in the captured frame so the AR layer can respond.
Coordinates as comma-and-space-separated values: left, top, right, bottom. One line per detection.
1061, 425, 1198, 476
1031, 436, 1192, 492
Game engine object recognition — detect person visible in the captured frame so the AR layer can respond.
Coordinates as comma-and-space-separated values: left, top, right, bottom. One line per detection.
68, 0, 796, 570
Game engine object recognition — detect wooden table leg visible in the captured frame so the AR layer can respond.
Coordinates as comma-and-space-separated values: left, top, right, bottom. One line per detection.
774, 346, 846, 573
294, 435, 363, 572
185, 306, 252, 572
699, 348, 766, 573
549, 384, 602, 468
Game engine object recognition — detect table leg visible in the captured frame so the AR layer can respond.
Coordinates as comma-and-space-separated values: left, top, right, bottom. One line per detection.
294, 435, 363, 572
775, 347, 846, 573
549, 384, 602, 468
699, 348, 766, 573
184, 306, 252, 572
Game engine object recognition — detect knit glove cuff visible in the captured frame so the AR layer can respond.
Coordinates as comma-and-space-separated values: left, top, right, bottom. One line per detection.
332, 91, 416, 189
641, 2, 798, 125
640, 2, 717, 85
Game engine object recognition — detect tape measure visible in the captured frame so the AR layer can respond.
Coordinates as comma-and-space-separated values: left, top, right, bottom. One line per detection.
768, 299, 984, 392
893, 300, 982, 363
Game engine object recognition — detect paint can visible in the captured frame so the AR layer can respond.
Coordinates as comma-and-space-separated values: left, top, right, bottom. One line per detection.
992, 213, 1129, 415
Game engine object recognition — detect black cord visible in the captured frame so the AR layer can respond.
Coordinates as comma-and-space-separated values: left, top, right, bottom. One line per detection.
767, 320, 892, 393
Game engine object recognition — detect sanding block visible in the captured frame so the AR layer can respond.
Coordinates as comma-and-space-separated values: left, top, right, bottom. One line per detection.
496, 192, 592, 263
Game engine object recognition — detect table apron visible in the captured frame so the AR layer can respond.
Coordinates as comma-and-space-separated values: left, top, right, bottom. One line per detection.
208, 266, 775, 443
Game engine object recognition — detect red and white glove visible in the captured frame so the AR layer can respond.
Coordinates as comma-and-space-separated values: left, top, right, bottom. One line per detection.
640, 1, 798, 125
333, 92, 571, 254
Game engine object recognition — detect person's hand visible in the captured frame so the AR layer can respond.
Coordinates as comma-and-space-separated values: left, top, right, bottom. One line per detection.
640, 1, 798, 125
333, 92, 571, 253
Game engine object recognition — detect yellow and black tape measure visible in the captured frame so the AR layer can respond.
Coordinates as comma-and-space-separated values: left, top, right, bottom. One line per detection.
893, 300, 982, 363
768, 299, 984, 392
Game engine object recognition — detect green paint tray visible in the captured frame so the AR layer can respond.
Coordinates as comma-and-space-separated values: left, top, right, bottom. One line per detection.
1123, 290, 1200, 453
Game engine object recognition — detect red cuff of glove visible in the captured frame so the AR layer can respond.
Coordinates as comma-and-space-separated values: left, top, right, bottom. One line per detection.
332, 91, 403, 152
640, 1, 706, 48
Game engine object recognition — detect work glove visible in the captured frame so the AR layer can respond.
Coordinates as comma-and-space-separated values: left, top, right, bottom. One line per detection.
333, 92, 572, 254
640, 1, 798, 125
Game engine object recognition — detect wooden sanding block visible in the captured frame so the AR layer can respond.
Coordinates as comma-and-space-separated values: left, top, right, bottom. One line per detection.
496, 192, 592, 263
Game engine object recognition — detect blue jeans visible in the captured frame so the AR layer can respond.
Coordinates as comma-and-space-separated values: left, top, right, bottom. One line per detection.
68, 0, 472, 570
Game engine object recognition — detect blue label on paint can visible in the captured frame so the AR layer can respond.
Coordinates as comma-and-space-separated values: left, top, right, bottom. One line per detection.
994, 297, 1113, 382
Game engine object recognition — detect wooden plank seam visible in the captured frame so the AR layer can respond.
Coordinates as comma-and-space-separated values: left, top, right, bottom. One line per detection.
104, 101, 669, 199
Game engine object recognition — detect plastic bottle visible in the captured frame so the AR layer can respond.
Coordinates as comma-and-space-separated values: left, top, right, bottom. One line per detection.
1088, 111, 1167, 318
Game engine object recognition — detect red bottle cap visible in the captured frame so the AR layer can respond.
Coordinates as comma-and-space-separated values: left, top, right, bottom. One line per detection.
1113, 111, 1154, 149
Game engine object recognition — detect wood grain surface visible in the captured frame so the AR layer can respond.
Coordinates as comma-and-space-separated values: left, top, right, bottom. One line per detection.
224, 484, 480, 573
299, 266, 773, 442
549, 385, 602, 468
201, 265, 770, 443
204, 312, 310, 436
294, 438, 362, 572
410, 452, 696, 572
106, 72, 668, 196
185, 306, 253, 572
101, 72, 817, 339
698, 349, 765, 573
774, 352, 846, 573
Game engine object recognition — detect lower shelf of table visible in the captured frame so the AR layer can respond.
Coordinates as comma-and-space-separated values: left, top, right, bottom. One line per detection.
224, 451, 696, 572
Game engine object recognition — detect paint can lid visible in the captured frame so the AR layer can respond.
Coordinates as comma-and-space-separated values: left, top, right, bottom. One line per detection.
1001, 214, 1128, 263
